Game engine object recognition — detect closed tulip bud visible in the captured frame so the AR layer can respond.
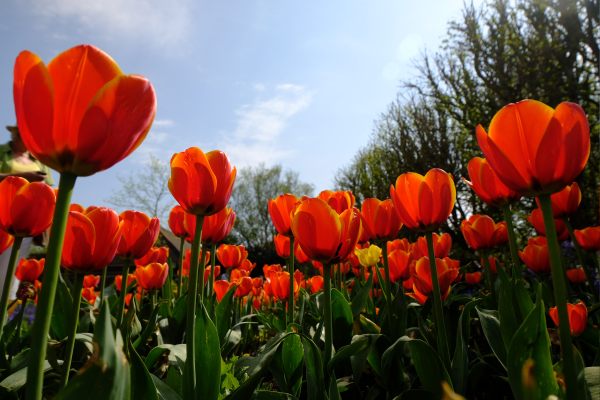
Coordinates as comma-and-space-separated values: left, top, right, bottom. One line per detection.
549, 301, 587, 336
214, 280, 232, 302
267, 271, 297, 301
355, 244, 382, 268
268, 194, 300, 236
464, 157, 520, 207
135, 246, 169, 267
274, 233, 291, 259
83, 274, 100, 288
216, 244, 248, 269
574, 226, 600, 251
464, 272, 482, 285
409, 257, 460, 304
527, 208, 569, 241
412, 233, 452, 259
566, 268, 587, 284
535, 182, 581, 217
360, 198, 403, 241
15, 258, 44, 282
317, 190, 355, 214
307, 275, 324, 294
81, 287, 97, 305
201, 207, 235, 245
135, 262, 168, 290
168, 205, 187, 238
388, 249, 412, 282
460, 214, 508, 250
519, 236, 550, 273
117, 210, 160, 259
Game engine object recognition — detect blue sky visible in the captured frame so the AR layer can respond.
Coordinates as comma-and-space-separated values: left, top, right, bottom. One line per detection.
0, 0, 479, 211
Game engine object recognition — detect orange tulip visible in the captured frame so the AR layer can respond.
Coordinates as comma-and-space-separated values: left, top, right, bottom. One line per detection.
535, 182, 581, 217
360, 198, 402, 241
291, 197, 361, 264
69, 203, 85, 213
573, 226, 600, 251
268, 194, 300, 236
114, 273, 136, 292
387, 249, 412, 282
294, 243, 310, 264
519, 236, 550, 273
317, 190, 355, 214
566, 268, 587, 284
62, 207, 122, 272
134, 246, 169, 268
476, 100, 590, 195
267, 271, 297, 301
169, 147, 236, 216
409, 257, 460, 305
464, 271, 482, 285
239, 259, 256, 272
0, 176, 56, 237
387, 238, 411, 253
412, 233, 452, 259
274, 233, 291, 259
15, 258, 44, 282
527, 208, 569, 241
180, 248, 211, 277
234, 276, 252, 298
14, 45, 156, 176
464, 157, 520, 207
201, 207, 235, 244
549, 301, 587, 336
263, 264, 283, 277
251, 277, 263, 296
83, 274, 100, 288
117, 210, 160, 259
204, 265, 221, 284
390, 168, 456, 231
214, 280, 232, 302
460, 214, 508, 250
135, 262, 168, 290
81, 287, 97, 305
168, 205, 187, 238
216, 244, 248, 269
0, 230, 14, 256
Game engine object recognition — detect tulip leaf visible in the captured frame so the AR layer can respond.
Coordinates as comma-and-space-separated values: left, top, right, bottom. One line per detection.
252, 390, 296, 399
216, 285, 237, 346
328, 334, 381, 379
301, 335, 325, 400
401, 336, 451, 398
506, 286, 559, 400
497, 268, 533, 350
330, 289, 353, 349
50, 272, 73, 340
351, 273, 373, 317
451, 300, 478, 395
381, 337, 408, 394
270, 333, 303, 397
56, 302, 131, 400
476, 307, 507, 370
151, 374, 183, 400
134, 302, 161, 349
128, 340, 159, 400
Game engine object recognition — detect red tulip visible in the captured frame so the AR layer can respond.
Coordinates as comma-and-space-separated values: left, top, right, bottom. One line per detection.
134, 246, 169, 268
527, 208, 569, 241
263, 264, 283, 277
412, 233, 452, 259
464, 271, 482, 285
317, 190, 355, 214
81, 287, 97, 305
291, 197, 361, 264
15, 258, 44, 282
390, 168, 456, 231
535, 182, 581, 217
274, 233, 291, 259
62, 207, 122, 272
460, 214, 508, 250
476, 100, 590, 195
117, 210, 160, 259
216, 244, 248, 269
83, 274, 100, 288
519, 236, 550, 273
202, 207, 235, 244
267, 271, 297, 301
135, 262, 168, 290
234, 276, 252, 298
114, 274, 136, 292
549, 301, 587, 336
268, 194, 300, 236
14, 45, 156, 176
464, 157, 520, 207
0, 176, 56, 237
387, 249, 412, 282
0, 230, 14, 256
566, 268, 587, 284
409, 257, 460, 305
307, 275, 324, 294
387, 238, 411, 253
360, 198, 402, 241
168, 205, 187, 238
214, 280, 232, 302
573, 226, 600, 251
169, 147, 236, 216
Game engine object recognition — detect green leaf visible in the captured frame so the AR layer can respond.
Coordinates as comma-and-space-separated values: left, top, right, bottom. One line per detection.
506, 286, 559, 400
476, 307, 507, 369
128, 340, 159, 400
497, 269, 533, 350
451, 300, 478, 394
301, 336, 325, 400
330, 289, 353, 349
351, 273, 373, 317
381, 337, 407, 394
216, 285, 237, 345
328, 334, 381, 379
57, 301, 131, 400
252, 390, 296, 399
134, 302, 161, 349
271, 333, 303, 397
50, 273, 73, 340
0, 362, 53, 392
401, 337, 451, 398
151, 375, 183, 400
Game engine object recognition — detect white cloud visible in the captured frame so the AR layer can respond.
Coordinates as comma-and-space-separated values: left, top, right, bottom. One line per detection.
30, 0, 193, 50
222, 83, 312, 168
153, 119, 175, 127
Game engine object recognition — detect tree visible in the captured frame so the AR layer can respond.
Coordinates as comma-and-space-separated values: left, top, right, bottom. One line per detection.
229, 164, 314, 265
336, 0, 599, 232
107, 154, 175, 222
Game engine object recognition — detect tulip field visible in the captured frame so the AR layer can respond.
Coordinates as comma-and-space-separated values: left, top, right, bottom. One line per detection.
0, 44, 598, 400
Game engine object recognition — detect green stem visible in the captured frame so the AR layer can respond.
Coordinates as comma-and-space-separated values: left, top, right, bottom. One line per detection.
323, 263, 333, 388
185, 214, 204, 393
481, 250, 495, 298
115, 261, 132, 328
26, 172, 77, 400
61, 273, 84, 388
565, 219, 598, 301
425, 231, 451, 372
538, 195, 582, 399
381, 243, 394, 334
288, 236, 295, 326
99, 267, 107, 307
502, 205, 521, 278
0, 236, 23, 333
177, 237, 185, 298
8, 299, 26, 364
207, 243, 217, 314
198, 246, 207, 304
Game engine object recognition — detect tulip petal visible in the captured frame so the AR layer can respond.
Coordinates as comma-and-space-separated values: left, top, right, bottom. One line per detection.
11, 182, 55, 237
0, 177, 26, 232
63, 211, 96, 270
206, 150, 236, 215
86, 207, 121, 269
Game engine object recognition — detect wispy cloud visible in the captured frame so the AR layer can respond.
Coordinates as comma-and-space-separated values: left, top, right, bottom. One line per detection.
153, 119, 176, 127
30, 0, 193, 50
221, 84, 312, 168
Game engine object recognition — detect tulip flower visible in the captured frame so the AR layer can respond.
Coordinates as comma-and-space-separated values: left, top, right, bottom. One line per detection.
387, 238, 411, 253
464, 271, 482, 285
464, 157, 521, 207
81, 287, 97, 305
536, 182, 581, 218
527, 208, 569, 241
460, 214, 508, 250
117, 210, 160, 259
360, 198, 402, 241
294, 243, 310, 264
574, 226, 600, 251
234, 276, 252, 298
355, 245, 382, 268
214, 280, 232, 302
267, 271, 297, 301
15, 258, 44, 283
387, 249, 412, 282
263, 264, 283, 277
566, 268, 587, 284
83, 275, 100, 289
549, 301, 587, 336
168, 205, 187, 238
14, 44, 156, 176
0, 230, 14, 256
114, 274, 136, 293
307, 275, 324, 294
239, 259, 256, 272
410, 257, 460, 304
268, 194, 300, 236
0, 176, 56, 237
317, 190, 355, 214
134, 246, 169, 267
390, 168, 456, 232
201, 207, 236, 245
412, 233, 452, 259
519, 237, 550, 273
274, 233, 291, 259
136, 262, 169, 291
216, 244, 248, 269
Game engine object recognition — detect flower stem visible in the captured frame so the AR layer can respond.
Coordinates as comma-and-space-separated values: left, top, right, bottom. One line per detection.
0, 236, 23, 333
502, 205, 521, 278
61, 272, 84, 388
115, 261, 131, 328
177, 237, 185, 298
538, 194, 583, 399
425, 231, 451, 372
27, 172, 77, 400
185, 214, 204, 393
565, 219, 598, 301
323, 263, 333, 388
481, 250, 495, 298
99, 267, 107, 306
381, 243, 394, 334
207, 243, 216, 300
288, 236, 295, 326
